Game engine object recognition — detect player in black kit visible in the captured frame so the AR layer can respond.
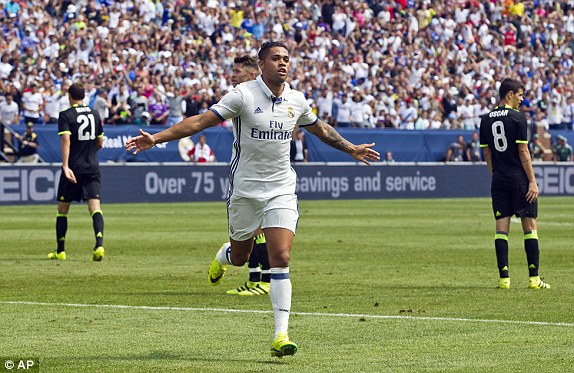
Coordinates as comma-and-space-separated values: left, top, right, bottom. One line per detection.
48, 82, 106, 261
479, 78, 550, 289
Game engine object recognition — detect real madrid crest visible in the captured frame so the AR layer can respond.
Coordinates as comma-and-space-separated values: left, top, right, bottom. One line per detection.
288, 107, 295, 118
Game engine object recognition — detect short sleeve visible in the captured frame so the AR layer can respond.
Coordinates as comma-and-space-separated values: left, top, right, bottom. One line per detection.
209, 88, 244, 120
57, 112, 70, 136
479, 116, 488, 147
516, 113, 528, 143
94, 110, 104, 137
296, 95, 318, 127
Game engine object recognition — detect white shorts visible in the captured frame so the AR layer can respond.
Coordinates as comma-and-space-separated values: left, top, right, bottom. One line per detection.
227, 194, 299, 241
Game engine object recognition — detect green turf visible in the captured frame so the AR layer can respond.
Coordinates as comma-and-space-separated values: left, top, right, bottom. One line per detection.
1, 198, 573, 372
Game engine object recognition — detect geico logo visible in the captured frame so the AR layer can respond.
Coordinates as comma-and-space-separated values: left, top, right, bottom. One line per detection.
0, 168, 60, 202
534, 166, 574, 194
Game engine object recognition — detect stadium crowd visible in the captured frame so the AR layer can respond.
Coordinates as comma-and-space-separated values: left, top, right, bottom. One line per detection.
2, 0, 574, 132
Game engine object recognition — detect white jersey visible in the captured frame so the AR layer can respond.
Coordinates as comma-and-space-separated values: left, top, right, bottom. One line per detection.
210, 76, 318, 199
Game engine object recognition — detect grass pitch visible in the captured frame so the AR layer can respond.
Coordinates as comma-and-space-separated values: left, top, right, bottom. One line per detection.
1, 198, 573, 372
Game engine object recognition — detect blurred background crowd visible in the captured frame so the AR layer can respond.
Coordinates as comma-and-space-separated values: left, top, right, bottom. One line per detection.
2, 0, 574, 134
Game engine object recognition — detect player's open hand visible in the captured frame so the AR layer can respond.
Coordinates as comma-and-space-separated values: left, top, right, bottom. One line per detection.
351, 143, 380, 166
526, 181, 539, 204
125, 129, 155, 154
63, 166, 77, 184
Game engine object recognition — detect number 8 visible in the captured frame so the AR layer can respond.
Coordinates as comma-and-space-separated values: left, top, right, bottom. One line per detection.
492, 120, 507, 152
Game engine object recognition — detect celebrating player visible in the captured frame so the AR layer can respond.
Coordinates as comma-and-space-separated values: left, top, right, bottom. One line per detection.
125, 41, 380, 357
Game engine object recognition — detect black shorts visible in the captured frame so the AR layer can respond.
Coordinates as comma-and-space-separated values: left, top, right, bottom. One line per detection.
491, 183, 537, 220
57, 172, 101, 202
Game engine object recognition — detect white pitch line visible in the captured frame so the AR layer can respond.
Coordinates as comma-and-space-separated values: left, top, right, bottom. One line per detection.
2, 301, 573, 328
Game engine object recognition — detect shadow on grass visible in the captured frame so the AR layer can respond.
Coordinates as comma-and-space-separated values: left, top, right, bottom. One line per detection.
51, 350, 288, 365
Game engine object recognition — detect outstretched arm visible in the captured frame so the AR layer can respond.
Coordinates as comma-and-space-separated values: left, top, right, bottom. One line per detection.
125, 110, 222, 154
305, 119, 380, 165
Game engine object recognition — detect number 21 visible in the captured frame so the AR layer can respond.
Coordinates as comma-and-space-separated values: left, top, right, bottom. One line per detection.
77, 114, 96, 141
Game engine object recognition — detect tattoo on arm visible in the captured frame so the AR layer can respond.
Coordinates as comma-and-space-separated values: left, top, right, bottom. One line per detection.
316, 122, 354, 153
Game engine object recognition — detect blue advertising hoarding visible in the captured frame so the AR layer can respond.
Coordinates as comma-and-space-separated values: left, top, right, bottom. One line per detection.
1, 163, 573, 205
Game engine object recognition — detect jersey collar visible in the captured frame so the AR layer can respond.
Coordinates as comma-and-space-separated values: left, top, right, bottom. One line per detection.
256, 75, 291, 101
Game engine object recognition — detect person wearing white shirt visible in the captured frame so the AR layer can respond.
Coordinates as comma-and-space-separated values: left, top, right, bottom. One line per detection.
22, 84, 44, 124
349, 92, 366, 127
43, 86, 62, 124
125, 41, 380, 358
0, 94, 20, 126
316, 89, 333, 121
399, 100, 418, 130
333, 94, 352, 127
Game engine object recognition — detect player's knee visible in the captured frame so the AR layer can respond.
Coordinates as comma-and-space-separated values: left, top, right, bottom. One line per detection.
269, 250, 290, 267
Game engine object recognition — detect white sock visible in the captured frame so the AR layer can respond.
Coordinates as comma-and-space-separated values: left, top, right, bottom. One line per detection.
216, 242, 233, 266
270, 267, 292, 338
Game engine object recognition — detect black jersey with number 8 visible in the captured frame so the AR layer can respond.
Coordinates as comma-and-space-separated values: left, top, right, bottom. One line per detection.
479, 105, 529, 186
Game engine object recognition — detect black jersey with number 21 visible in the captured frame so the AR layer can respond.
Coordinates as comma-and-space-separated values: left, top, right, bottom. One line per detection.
58, 104, 103, 174
479, 105, 529, 186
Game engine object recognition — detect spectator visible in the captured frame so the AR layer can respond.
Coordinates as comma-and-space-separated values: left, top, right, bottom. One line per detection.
156, 87, 186, 127
552, 135, 574, 162
290, 129, 309, 162
466, 132, 482, 162
21, 83, 44, 124
187, 135, 216, 163
149, 94, 168, 125
15, 122, 40, 163
183, 92, 200, 118
384, 151, 395, 164
129, 88, 149, 126
110, 100, 132, 125
349, 90, 367, 127
2, 0, 574, 133
529, 134, 547, 162
0, 94, 20, 127
93, 90, 112, 124
316, 89, 333, 122
43, 85, 62, 124
399, 98, 418, 130
446, 135, 466, 162
333, 94, 351, 128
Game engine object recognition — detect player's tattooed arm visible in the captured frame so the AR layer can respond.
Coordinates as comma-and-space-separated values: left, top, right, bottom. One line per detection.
306, 119, 354, 153
305, 120, 380, 165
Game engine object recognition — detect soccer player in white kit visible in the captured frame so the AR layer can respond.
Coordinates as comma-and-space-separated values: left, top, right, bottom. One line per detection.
125, 41, 380, 357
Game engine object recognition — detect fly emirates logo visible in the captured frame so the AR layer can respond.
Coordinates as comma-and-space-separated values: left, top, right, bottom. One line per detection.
250, 121, 293, 140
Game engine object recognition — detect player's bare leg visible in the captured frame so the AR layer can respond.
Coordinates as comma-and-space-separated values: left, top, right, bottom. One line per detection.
263, 227, 297, 357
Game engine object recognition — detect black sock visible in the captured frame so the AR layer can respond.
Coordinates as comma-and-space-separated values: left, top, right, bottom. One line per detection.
258, 244, 271, 283
495, 231, 509, 278
524, 231, 540, 277
254, 233, 270, 283
248, 240, 261, 282
92, 210, 104, 248
56, 214, 67, 253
